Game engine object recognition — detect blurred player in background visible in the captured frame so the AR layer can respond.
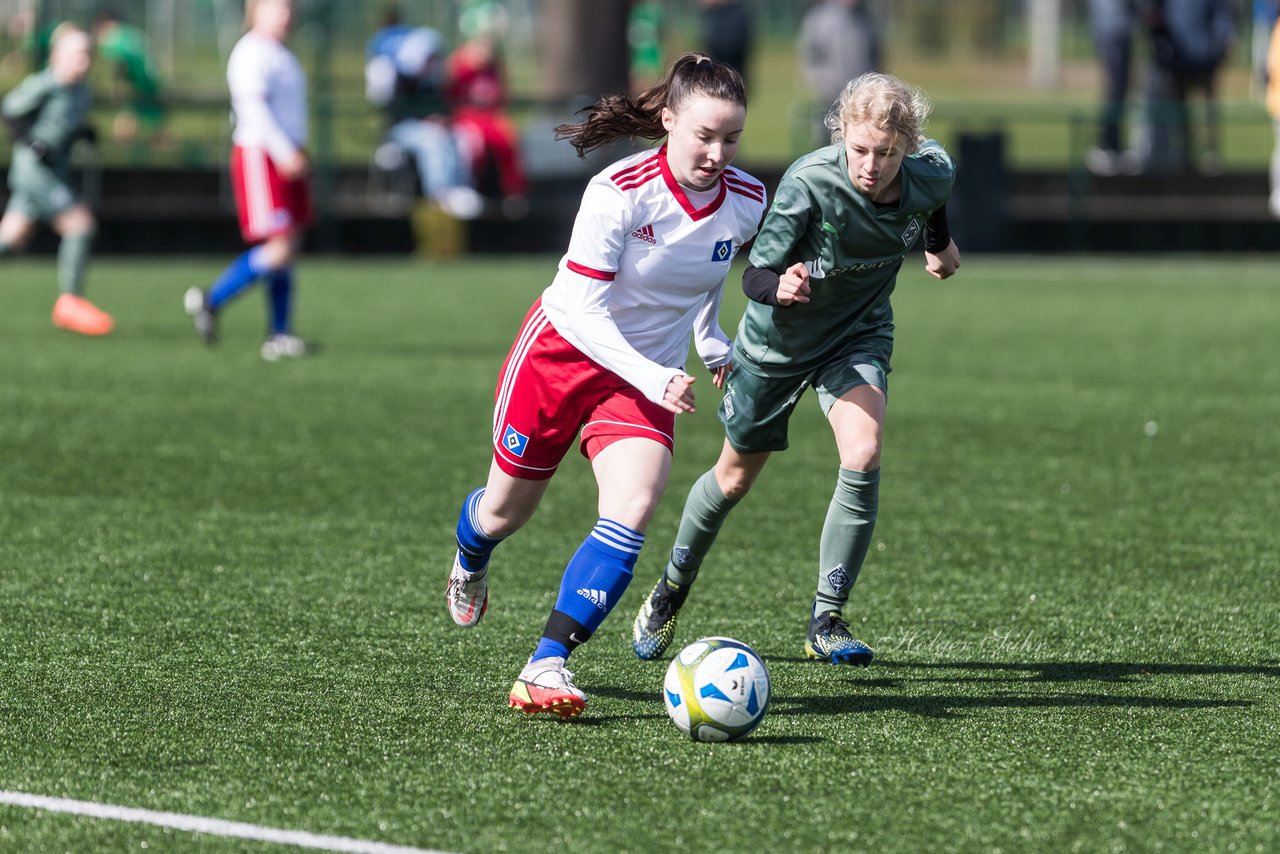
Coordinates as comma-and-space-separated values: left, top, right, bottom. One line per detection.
1, 24, 112, 336
185, 0, 311, 360
444, 54, 766, 719
93, 8, 168, 144
632, 72, 960, 667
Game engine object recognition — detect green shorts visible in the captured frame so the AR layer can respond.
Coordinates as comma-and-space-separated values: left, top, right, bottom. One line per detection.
6, 161, 79, 221
718, 353, 890, 454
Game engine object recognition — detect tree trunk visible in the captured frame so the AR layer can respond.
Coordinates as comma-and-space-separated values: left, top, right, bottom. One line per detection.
538, 0, 632, 103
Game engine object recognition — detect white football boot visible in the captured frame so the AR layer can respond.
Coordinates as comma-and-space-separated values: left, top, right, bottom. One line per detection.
445, 551, 488, 627
508, 656, 587, 719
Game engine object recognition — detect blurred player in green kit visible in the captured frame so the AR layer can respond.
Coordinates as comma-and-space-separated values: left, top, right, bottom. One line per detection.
633, 72, 961, 665
93, 9, 168, 144
1, 24, 112, 336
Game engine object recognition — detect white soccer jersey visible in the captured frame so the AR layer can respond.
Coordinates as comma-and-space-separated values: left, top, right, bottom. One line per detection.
540, 145, 767, 405
227, 31, 307, 164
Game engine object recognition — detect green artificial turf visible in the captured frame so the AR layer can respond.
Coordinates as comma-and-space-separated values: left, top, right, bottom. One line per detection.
1, 255, 1277, 852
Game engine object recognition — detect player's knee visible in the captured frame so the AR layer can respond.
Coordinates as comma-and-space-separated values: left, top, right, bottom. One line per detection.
478, 504, 533, 539
600, 488, 662, 532
838, 438, 881, 472
259, 235, 297, 270
715, 466, 756, 501
58, 207, 96, 237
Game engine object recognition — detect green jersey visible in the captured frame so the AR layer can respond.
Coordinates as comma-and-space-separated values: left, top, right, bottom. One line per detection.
98, 23, 160, 96
3, 67, 91, 178
739, 139, 955, 377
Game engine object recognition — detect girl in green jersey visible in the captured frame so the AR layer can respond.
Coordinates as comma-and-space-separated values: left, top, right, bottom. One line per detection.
1, 25, 112, 336
633, 72, 960, 664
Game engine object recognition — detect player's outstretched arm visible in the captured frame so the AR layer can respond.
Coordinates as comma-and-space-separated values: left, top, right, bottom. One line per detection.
742, 263, 810, 306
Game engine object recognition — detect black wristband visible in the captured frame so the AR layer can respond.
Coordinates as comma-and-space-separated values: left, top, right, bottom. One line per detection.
924, 204, 951, 253
742, 264, 781, 306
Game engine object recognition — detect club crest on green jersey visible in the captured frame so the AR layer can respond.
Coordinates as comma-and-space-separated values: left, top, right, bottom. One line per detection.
901, 217, 921, 246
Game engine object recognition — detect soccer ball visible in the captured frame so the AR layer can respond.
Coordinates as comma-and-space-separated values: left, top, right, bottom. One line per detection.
663, 637, 770, 742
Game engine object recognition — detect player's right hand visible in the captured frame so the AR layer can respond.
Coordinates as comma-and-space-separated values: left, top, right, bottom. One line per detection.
776, 262, 811, 306
662, 374, 697, 414
277, 149, 309, 179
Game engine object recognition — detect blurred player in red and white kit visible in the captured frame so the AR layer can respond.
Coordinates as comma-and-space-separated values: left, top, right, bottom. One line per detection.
184, 0, 312, 360
443, 53, 767, 719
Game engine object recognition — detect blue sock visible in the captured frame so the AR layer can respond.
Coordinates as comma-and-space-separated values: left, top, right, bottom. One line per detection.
532, 518, 643, 662
455, 488, 503, 573
266, 267, 292, 334
209, 246, 270, 310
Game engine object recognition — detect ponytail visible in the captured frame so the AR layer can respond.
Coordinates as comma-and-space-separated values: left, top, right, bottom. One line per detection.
555, 52, 747, 158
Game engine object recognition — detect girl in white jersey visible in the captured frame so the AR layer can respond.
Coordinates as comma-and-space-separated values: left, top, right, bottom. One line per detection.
184, 0, 311, 361
445, 53, 767, 719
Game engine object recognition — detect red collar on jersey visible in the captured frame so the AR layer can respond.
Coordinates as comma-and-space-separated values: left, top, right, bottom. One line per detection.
658, 143, 728, 222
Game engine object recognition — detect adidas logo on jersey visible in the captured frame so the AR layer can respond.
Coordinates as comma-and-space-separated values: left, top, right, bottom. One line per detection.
577, 588, 609, 610
631, 224, 657, 244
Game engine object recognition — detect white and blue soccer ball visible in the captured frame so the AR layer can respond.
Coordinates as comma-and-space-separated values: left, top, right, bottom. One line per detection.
663, 637, 770, 742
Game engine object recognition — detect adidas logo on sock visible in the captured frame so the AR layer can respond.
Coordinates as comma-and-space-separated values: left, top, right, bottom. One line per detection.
577, 588, 608, 610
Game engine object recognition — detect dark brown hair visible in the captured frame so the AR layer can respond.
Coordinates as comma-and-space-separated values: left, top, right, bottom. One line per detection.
555, 53, 747, 158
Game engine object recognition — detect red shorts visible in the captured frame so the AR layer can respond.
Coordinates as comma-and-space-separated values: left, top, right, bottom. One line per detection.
492, 300, 676, 480
230, 145, 314, 243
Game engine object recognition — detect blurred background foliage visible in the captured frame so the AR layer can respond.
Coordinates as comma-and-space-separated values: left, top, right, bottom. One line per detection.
0, 0, 1272, 171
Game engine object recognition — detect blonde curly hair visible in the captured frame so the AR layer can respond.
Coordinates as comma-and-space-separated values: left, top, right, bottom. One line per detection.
824, 72, 932, 146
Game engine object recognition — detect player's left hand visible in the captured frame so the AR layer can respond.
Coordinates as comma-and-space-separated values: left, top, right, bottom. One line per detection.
710, 363, 730, 390
925, 239, 961, 280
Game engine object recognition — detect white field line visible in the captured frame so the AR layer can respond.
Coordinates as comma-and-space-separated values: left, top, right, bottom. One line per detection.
0, 790, 452, 854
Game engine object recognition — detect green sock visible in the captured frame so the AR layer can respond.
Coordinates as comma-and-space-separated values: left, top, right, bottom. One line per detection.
665, 468, 743, 587
814, 468, 879, 617
57, 229, 94, 295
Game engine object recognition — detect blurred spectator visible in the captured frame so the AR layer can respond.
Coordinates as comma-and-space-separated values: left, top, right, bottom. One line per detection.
629, 1, 665, 93
365, 4, 413, 64
93, 9, 168, 144
798, 0, 881, 145
1252, 0, 1280, 94
1, 24, 112, 336
366, 7, 481, 219
699, 0, 753, 86
1267, 14, 1280, 216
1140, 0, 1236, 175
1, 8, 36, 75
446, 7, 528, 216
1086, 0, 1140, 176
